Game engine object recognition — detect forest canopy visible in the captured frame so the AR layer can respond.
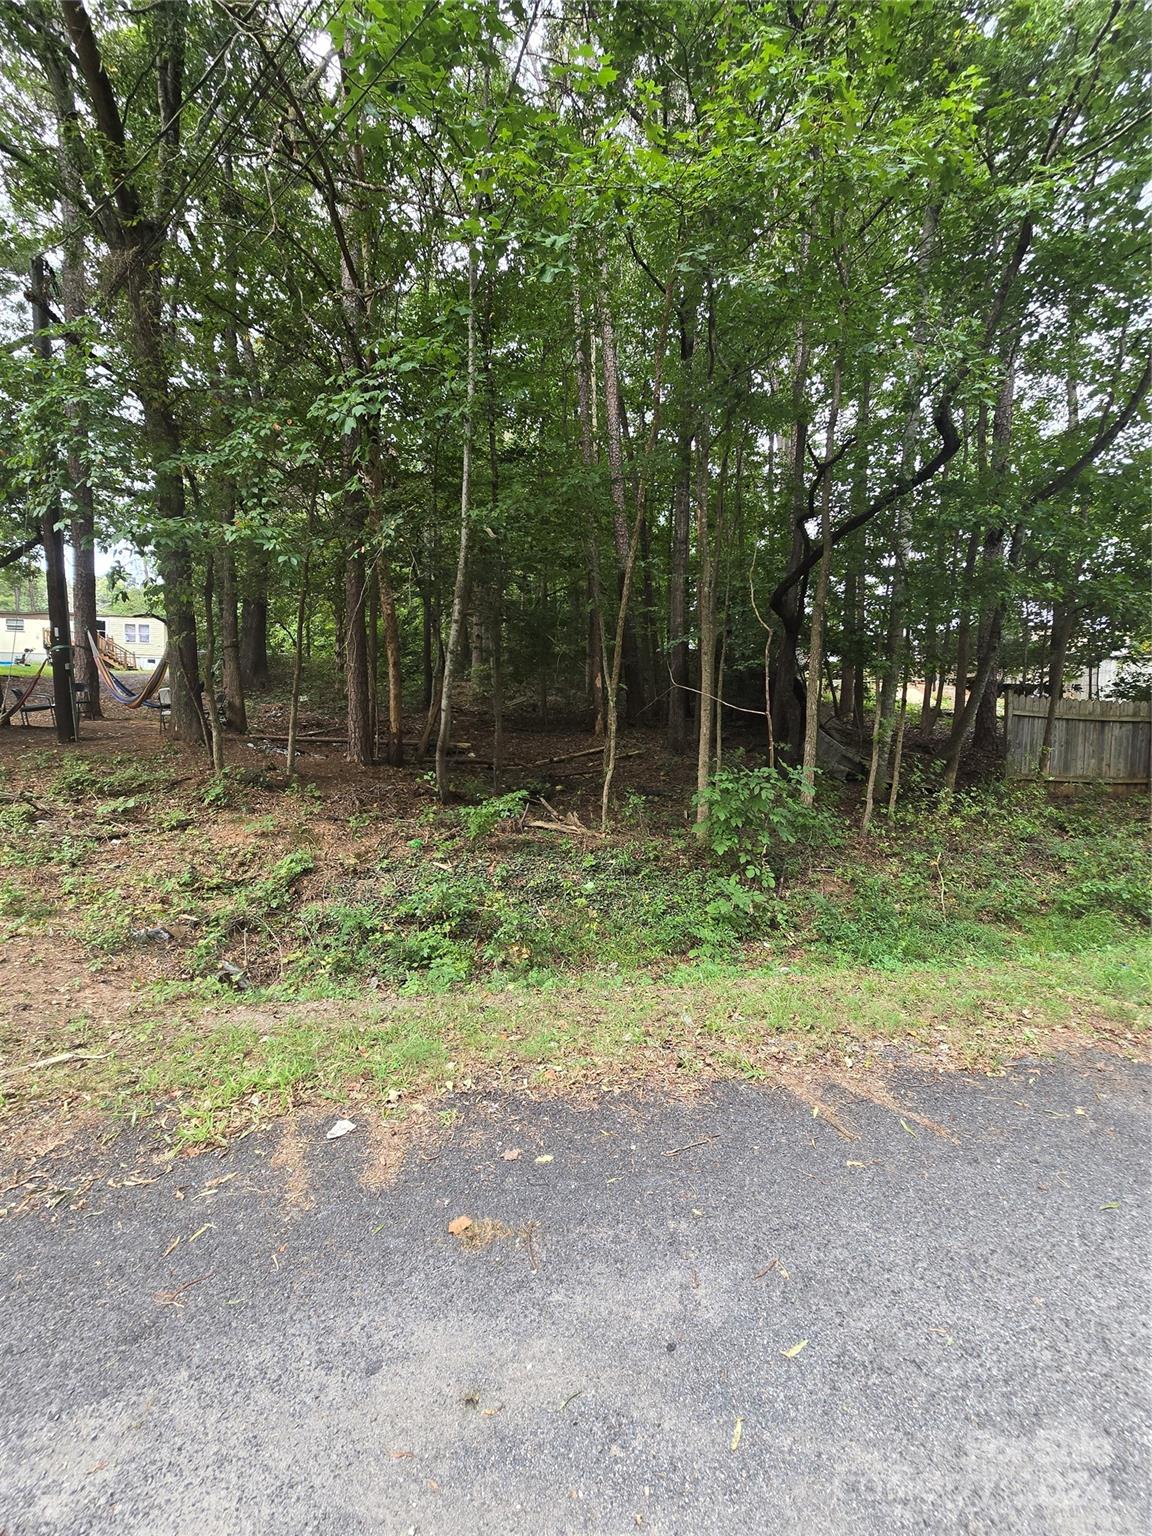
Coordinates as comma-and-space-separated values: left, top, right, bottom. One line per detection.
0, 0, 1148, 815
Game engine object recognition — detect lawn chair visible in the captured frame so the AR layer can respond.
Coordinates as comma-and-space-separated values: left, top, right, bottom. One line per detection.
156, 686, 172, 732
3, 675, 55, 727
1, 673, 90, 730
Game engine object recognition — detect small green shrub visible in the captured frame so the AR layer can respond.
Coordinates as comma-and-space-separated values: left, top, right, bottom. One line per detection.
695, 764, 842, 884
157, 808, 194, 831
459, 790, 529, 840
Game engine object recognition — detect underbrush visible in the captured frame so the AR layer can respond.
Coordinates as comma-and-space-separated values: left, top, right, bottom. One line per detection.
777, 784, 1149, 969
277, 842, 767, 994
156, 780, 1150, 996
0, 747, 1147, 999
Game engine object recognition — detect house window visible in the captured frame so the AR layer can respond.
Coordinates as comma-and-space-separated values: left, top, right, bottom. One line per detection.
124, 623, 137, 644
137, 622, 150, 644
5, 618, 23, 632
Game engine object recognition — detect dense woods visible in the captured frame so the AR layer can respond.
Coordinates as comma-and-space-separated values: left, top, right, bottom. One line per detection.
1, 0, 1148, 820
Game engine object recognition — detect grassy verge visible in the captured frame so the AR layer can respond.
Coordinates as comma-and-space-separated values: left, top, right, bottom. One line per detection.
2, 943, 1146, 1148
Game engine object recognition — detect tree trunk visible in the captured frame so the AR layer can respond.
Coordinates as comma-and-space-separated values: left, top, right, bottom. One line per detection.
201, 567, 226, 776
863, 502, 908, 833
217, 541, 245, 731
943, 585, 1013, 792
971, 346, 1019, 756
860, 671, 884, 835
887, 654, 910, 814
491, 582, 505, 787
842, 380, 870, 729
694, 429, 716, 823
239, 548, 271, 691
240, 596, 270, 689
30, 257, 78, 743
769, 309, 811, 761
839, 561, 858, 726
951, 524, 981, 727
285, 505, 314, 779
666, 304, 695, 753
53, 0, 200, 741
344, 540, 373, 765
573, 278, 607, 737
600, 267, 679, 828
124, 261, 202, 743
217, 191, 247, 733
367, 563, 380, 752
800, 355, 842, 804
421, 585, 435, 709
59, 218, 100, 719
436, 246, 478, 801
379, 559, 404, 766
868, 205, 936, 807
597, 281, 644, 722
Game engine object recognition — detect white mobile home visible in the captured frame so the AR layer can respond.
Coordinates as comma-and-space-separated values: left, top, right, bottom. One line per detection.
0, 611, 168, 669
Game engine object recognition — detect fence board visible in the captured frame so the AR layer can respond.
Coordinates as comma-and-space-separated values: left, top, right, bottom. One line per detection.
1005, 698, 1151, 784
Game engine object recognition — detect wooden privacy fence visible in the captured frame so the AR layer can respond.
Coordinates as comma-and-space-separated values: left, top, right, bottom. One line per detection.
1005, 696, 1151, 784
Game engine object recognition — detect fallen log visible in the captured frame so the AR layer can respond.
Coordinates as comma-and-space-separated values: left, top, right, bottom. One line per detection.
522, 744, 604, 768
249, 732, 477, 753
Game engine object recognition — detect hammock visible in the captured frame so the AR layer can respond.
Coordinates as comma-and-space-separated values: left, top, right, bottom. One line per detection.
0, 656, 51, 727
87, 632, 169, 710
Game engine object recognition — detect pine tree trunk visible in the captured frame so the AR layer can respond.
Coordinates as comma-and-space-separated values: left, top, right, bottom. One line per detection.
125, 268, 202, 745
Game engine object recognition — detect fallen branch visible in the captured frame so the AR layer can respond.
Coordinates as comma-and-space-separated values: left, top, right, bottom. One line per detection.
523, 819, 604, 838
5, 1050, 110, 1075
665, 1135, 719, 1157
152, 1272, 213, 1307
250, 733, 476, 752
516, 748, 642, 776
523, 744, 604, 768
542, 755, 641, 778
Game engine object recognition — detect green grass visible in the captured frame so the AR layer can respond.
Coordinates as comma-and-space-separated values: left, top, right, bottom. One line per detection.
3, 942, 1146, 1146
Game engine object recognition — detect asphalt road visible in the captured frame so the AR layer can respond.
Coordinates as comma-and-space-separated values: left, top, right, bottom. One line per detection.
1, 1058, 1149, 1536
